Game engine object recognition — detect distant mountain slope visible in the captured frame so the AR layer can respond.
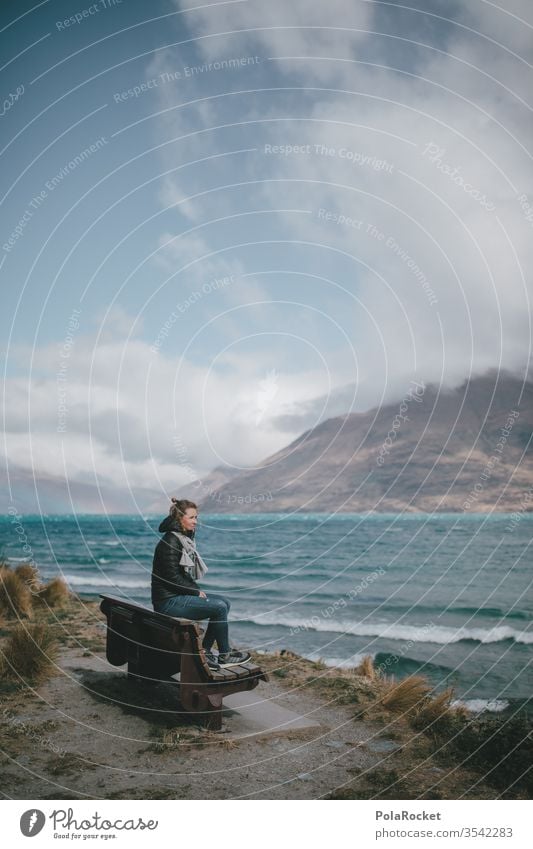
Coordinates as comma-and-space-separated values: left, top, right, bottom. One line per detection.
0, 466, 164, 515
0, 462, 244, 517
200, 373, 533, 513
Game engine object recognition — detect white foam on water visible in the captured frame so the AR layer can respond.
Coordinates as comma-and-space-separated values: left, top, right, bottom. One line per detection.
62, 574, 148, 589
236, 612, 533, 645
452, 699, 510, 714
303, 652, 369, 669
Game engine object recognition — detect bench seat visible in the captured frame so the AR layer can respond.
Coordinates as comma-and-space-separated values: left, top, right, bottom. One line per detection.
99, 594, 267, 730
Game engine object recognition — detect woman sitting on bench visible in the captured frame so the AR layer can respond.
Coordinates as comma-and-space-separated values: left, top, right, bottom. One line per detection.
151, 497, 251, 670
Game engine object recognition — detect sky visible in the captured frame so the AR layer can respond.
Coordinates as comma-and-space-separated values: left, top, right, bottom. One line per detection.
1, 0, 532, 501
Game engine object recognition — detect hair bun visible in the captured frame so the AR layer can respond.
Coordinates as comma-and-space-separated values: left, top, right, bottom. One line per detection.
170, 497, 178, 504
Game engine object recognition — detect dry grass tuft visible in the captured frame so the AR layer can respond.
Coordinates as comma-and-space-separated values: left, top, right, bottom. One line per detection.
412, 687, 470, 732
14, 562, 41, 592
46, 753, 99, 775
160, 728, 181, 748
0, 566, 33, 619
413, 687, 454, 726
38, 577, 70, 607
208, 736, 238, 750
355, 655, 377, 680
0, 622, 59, 683
380, 675, 433, 714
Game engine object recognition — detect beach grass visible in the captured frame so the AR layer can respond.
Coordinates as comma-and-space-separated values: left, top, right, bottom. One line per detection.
37, 576, 70, 608
0, 565, 33, 619
0, 621, 59, 684
14, 562, 41, 592
0, 563, 72, 621
380, 675, 434, 714
412, 686, 464, 733
355, 654, 378, 680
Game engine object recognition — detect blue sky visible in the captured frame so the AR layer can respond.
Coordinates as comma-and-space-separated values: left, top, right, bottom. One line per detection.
2, 0, 532, 497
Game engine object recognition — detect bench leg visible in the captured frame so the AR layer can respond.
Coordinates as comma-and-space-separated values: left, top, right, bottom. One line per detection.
205, 694, 224, 731
178, 634, 221, 728
180, 685, 224, 730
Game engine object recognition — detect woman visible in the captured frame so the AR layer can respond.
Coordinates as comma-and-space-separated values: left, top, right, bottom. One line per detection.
151, 497, 251, 670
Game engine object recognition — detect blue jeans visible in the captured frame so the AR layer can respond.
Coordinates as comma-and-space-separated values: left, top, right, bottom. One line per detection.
154, 593, 231, 653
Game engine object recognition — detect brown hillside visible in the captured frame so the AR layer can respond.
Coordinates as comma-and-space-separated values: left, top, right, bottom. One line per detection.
201, 373, 532, 513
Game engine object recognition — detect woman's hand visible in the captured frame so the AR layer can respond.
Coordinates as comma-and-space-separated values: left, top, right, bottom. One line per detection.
198, 591, 207, 598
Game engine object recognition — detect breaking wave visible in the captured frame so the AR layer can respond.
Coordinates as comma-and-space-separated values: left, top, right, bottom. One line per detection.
236, 613, 533, 645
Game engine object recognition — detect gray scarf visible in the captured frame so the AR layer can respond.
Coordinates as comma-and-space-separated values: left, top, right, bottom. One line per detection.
171, 532, 208, 581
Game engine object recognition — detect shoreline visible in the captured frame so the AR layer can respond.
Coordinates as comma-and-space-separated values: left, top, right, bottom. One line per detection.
80, 593, 533, 716
3, 502, 533, 522
10, 588, 533, 715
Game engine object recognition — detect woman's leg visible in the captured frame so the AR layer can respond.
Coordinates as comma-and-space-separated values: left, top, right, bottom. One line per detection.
203, 593, 230, 611
201, 594, 231, 652
155, 595, 230, 654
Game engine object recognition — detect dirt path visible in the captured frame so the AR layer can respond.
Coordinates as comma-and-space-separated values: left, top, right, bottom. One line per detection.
1, 645, 390, 799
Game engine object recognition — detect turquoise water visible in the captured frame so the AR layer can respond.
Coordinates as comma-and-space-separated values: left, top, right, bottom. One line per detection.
1, 513, 531, 710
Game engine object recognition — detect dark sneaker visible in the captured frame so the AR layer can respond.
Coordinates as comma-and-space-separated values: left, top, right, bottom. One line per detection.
204, 651, 219, 671
218, 650, 251, 668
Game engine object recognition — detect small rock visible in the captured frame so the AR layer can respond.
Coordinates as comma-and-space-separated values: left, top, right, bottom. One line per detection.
297, 772, 313, 781
325, 741, 345, 749
365, 739, 401, 754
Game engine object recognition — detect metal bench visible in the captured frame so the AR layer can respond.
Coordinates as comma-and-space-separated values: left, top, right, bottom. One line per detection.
99, 594, 267, 730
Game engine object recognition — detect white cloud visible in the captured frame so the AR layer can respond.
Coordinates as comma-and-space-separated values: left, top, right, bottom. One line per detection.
3, 316, 341, 489
158, 0, 533, 395
180, 0, 374, 81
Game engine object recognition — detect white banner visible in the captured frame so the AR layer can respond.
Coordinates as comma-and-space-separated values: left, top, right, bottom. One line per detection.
2, 800, 529, 848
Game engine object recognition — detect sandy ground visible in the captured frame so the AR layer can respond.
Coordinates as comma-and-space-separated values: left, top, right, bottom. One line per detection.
0, 600, 505, 800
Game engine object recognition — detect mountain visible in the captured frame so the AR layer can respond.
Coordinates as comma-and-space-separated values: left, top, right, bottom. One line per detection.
3, 373, 530, 516
0, 465, 164, 515
200, 373, 533, 513
0, 462, 244, 517
191, 464, 243, 500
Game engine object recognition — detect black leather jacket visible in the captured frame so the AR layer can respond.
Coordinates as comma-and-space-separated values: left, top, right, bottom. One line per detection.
151, 515, 201, 604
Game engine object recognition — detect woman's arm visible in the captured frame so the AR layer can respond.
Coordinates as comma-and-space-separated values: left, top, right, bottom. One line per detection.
154, 533, 202, 596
